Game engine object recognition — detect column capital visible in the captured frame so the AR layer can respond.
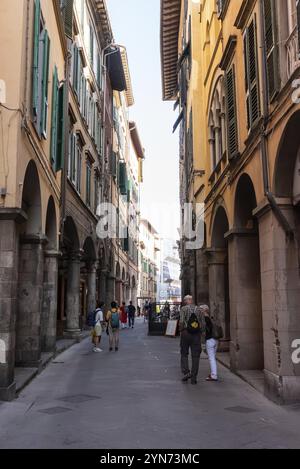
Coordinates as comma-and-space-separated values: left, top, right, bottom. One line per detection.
253, 197, 293, 220
20, 234, 48, 246
44, 249, 62, 259
87, 261, 98, 274
70, 249, 84, 262
205, 248, 227, 265
224, 228, 258, 241
0, 208, 27, 224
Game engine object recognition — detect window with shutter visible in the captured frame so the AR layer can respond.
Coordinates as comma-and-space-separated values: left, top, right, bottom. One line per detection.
263, 0, 279, 101
63, 0, 74, 39
225, 65, 239, 159
119, 161, 128, 195
40, 30, 50, 138
55, 83, 67, 172
50, 67, 59, 169
32, 0, 41, 117
86, 161, 92, 207
76, 141, 82, 193
244, 17, 261, 130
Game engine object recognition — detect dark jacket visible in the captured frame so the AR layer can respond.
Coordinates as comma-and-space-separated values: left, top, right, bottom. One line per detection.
128, 305, 136, 317
205, 317, 213, 341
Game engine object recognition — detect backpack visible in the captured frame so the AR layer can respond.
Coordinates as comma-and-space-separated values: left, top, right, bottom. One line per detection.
87, 310, 97, 327
211, 321, 224, 340
110, 311, 119, 329
187, 309, 202, 335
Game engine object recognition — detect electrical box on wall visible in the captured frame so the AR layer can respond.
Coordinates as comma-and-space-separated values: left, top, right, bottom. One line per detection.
0, 79, 6, 104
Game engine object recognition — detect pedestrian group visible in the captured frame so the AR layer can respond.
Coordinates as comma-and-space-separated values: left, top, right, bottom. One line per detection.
87, 294, 223, 385
87, 300, 136, 353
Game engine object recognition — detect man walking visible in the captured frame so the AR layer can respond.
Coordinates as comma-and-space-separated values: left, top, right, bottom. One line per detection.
179, 295, 204, 385
128, 301, 136, 329
106, 302, 120, 351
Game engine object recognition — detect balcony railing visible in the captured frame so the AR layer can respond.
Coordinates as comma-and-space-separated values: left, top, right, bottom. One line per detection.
286, 25, 300, 79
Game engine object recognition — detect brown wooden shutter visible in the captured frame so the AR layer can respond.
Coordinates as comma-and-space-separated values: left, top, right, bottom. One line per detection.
263, 0, 279, 101
64, 0, 74, 39
225, 65, 238, 159
244, 17, 260, 129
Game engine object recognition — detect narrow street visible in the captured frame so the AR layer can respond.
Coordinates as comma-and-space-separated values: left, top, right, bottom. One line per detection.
0, 320, 299, 449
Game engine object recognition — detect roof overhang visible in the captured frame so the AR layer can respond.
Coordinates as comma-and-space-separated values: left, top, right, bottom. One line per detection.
94, 0, 114, 45
120, 48, 134, 107
160, 0, 181, 101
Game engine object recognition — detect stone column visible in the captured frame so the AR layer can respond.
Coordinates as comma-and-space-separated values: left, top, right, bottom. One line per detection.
106, 275, 116, 309
195, 248, 209, 305
0, 210, 25, 401
226, 229, 264, 371
98, 269, 107, 304
206, 248, 230, 352
64, 251, 82, 339
41, 250, 60, 353
16, 234, 47, 368
87, 262, 97, 315
254, 200, 300, 404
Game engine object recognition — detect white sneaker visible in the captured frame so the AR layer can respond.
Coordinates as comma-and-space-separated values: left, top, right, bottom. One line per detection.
93, 348, 102, 353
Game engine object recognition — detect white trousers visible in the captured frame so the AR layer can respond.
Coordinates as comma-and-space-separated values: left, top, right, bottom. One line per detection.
206, 338, 218, 379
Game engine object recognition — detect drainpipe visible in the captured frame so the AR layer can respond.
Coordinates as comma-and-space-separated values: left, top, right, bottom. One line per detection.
60, 38, 72, 247
259, 0, 294, 239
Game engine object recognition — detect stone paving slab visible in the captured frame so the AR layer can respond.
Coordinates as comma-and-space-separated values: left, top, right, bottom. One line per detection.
0, 320, 300, 449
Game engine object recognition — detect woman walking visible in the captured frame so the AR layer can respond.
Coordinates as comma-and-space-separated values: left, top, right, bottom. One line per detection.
120, 302, 128, 329
106, 302, 121, 352
201, 305, 219, 382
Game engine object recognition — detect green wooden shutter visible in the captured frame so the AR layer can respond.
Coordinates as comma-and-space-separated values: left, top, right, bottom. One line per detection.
32, 0, 41, 117
40, 30, 50, 137
64, 0, 74, 39
119, 161, 127, 195
263, 0, 279, 101
244, 18, 260, 129
225, 65, 238, 159
55, 82, 67, 172
123, 228, 129, 252
50, 67, 59, 169
111, 152, 117, 177
72, 44, 79, 95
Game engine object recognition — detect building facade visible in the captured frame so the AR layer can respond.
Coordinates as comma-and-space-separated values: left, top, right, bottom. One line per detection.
161, 0, 300, 404
157, 238, 181, 302
0, 0, 143, 401
0, 0, 67, 400
138, 219, 160, 305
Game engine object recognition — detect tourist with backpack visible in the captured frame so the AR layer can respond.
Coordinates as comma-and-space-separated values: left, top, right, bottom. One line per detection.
202, 305, 223, 382
179, 295, 205, 385
92, 302, 105, 353
106, 302, 121, 351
